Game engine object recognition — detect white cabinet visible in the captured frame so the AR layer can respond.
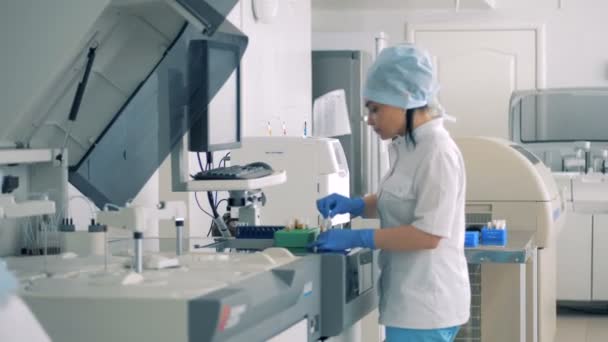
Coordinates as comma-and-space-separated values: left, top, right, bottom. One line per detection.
593, 215, 608, 300
557, 212, 608, 301
557, 212, 592, 300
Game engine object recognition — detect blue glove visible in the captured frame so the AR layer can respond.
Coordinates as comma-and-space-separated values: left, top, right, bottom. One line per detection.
316, 193, 365, 219
309, 229, 375, 252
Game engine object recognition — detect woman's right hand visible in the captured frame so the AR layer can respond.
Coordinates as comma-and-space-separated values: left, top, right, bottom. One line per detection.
316, 193, 365, 218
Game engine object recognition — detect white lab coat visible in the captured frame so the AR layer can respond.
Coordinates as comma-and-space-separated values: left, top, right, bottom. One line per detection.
376, 118, 470, 329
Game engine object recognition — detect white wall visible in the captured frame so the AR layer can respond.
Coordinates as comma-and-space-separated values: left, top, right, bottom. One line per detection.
312, 0, 608, 88
241, 0, 312, 137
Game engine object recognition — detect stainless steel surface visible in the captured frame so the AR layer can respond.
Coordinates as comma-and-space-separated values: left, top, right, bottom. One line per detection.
176, 225, 183, 256
134, 238, 142, 273
465, 230, 536, 264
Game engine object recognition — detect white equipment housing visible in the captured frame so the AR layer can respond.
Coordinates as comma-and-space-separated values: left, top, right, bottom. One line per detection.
456, 137, 565, 342
0, 148, 66, 256
459, 137, 563, 247
97, 201, 186, 233
231, 136, 350, 227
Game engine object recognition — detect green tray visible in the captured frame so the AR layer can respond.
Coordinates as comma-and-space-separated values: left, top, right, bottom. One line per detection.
274, 228, 319, 248
282, 247, 309, 255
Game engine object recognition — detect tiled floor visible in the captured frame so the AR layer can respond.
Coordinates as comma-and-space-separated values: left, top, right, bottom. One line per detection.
556, 314, 608, 342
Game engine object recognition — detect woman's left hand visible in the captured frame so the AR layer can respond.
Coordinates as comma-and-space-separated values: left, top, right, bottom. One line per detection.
309, 229, 375, 252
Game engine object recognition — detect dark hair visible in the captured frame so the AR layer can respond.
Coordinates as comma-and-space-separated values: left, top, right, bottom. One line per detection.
405, 106, 428, 147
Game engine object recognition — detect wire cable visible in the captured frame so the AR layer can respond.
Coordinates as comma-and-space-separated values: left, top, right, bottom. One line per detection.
217, 152, 231, 205
56, 122, 74, 163
196, 152, 206, 173
68, 195, 96, 219
194, 152, 231, 237
205, 158, 219, 206
207, 190, 219, 218
215, 199, 228, 210
194, 192, 213, 218
103, 203, 121, 211
211, 168, 218, 206
219, 152, 230, 168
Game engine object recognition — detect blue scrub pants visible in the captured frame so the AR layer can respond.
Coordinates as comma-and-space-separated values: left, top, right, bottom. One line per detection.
385, 326, 460, 342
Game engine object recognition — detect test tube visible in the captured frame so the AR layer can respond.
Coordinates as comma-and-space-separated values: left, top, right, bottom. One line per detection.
324, 217, 332, 231
175, 218, 184, 256
134, 232, 143, 273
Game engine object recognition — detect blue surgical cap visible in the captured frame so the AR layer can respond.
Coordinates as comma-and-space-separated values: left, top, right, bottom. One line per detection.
363, 43, 437, 110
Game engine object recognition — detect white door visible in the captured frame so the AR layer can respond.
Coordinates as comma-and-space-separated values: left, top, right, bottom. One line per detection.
407, 25, 544, 139
556, 211, 592, 300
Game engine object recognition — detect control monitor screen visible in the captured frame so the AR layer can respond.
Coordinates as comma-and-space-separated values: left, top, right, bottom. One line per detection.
208, 53, 238, 146
188, 40, 241, 152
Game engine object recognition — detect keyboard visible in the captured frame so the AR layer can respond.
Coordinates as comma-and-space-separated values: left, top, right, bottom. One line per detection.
193, 164, 274, 180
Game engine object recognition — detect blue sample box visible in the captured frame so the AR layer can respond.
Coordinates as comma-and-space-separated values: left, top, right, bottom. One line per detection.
480, 228, 507, 246
464, 231, 479, 248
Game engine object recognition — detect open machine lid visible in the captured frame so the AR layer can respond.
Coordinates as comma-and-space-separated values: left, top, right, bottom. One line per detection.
509, 87, 608, 171
510, 87, 608, 144
1, 0, 247, 207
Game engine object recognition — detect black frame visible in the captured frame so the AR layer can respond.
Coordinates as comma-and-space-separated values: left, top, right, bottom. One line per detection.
515, 94, 608, 144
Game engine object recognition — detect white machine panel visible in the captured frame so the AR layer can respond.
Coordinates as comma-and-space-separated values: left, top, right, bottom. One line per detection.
6, 250, 300, 342
556, 209, 592, 301
267, 319, 308, 342
231, 137, 350, 227
571, 174, 608, 209
592, 214, 608, 300
0, 148, 67, 256
554, 172, 608, 302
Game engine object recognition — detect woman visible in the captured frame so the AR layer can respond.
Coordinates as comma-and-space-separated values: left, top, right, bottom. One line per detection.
312, 44, 470, 341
